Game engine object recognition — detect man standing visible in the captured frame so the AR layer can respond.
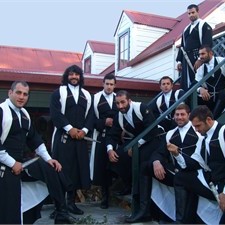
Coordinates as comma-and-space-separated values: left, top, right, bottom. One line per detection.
145, 103, 200, 223
195, 46, 225, 119
0, 81, 76, 224
173, 105, 225, 224
106, 90, 163, 223
152, 76, 185, 131
90, 74, 118, 209
50, 65, 93, 215
176, 4, 212, 90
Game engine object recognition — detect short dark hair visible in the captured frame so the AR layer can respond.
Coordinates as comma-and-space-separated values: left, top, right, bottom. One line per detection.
11, 81, 29, 91
103, 74, 116, 84
187, 4, 199, 12
61, 64, 84, 87
189, 105, 213, 122
116, 90, 131, 100
199, 45, 213, 54
175, 103, 190, 114
159, 76, 174, 85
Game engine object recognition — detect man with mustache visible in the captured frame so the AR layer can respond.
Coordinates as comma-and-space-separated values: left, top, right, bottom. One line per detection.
50, 65, 93, 216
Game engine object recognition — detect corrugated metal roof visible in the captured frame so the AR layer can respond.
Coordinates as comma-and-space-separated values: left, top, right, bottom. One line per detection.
0, 45, 82, 75
87, 40, 115, 54
124, 10, 179, 30
128, 0, 225, 66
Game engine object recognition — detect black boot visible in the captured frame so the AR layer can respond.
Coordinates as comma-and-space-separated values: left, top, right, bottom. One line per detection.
67, 190, 84, 215
125, 176, 151, 223
174, 186, 188, 224
175, 186, 198, 224
100, 186, 109, 209
54, 201, 77, 224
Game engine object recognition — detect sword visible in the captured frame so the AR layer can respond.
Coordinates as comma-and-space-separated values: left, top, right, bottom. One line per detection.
209, 182, 220, 203
22, 157, 40, 169
181, 47, 196, 74
84, 136, 101, 143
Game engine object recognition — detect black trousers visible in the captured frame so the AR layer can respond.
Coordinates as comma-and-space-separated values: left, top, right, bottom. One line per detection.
174, 171, 215, 201
26, 158, 72, 204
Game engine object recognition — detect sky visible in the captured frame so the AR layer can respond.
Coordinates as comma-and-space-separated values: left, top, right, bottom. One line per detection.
1, 0, 203, 53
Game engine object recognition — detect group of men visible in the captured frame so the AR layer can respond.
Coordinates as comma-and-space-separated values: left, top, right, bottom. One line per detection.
1, 3, 225, 225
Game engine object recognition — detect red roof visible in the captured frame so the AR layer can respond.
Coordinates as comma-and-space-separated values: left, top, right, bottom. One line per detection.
0, 45, 82, 75
128, 0, 225, 66
124, 10, 179, 30
84, 40, 115, 55
99, 63, 115, 76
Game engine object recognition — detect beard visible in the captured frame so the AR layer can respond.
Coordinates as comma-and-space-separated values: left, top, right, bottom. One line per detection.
68, 79, 80, 86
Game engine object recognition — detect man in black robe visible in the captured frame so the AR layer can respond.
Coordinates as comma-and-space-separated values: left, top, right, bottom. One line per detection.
176, 4, 212, 90
90, 74, 118, 209
195, 46, 225, 119
0, 81, 76, 224
151, 76, 185, 131
172, 105, 225, 224
106, 90, 163, 223
50, 65, 93, 216
146, 104, 200, 224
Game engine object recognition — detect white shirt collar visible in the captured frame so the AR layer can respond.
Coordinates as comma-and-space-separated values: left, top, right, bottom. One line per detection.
102, 90, 114, 108
68, 84, 79, 103
178, 121, 192, 142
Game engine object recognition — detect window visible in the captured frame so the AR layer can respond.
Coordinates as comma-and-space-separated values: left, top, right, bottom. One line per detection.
118, 30, 130, 70
84, 56, 91, 73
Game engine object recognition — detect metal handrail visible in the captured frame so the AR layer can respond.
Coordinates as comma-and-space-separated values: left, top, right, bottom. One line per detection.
124, 58, 225, 152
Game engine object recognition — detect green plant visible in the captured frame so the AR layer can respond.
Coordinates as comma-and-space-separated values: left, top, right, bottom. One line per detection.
76, 214, 108, 224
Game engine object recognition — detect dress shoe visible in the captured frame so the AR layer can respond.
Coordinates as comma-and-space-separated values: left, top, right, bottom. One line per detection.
54, 209, 77, 224
115, 186, 131, 196
67, 203, 84, 215
125, 212, 151, 223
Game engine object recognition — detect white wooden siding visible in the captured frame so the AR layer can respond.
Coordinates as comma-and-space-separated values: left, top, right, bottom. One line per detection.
117, 49, 177, 82
91, 53, 114, 74
116, 3, 225, 82
83, 43, 115, 75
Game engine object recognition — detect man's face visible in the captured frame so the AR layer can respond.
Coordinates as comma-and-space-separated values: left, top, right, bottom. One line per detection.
199, 48, 212, 63
116, 95, 131, 114
191, 117, 210, 135
160, 79, 173, 93
103, 79, 116, 95
68, 72, 80, 86
187, 7, 199, 22
174, 109, 189, 127
8, 83, 29, 108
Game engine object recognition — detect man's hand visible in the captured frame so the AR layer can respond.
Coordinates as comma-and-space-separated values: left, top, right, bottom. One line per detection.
153, 160, 166, 180
194, 59, 203, 71
105, 118, 113, 127
12, 161, 23, 175
77, 129, 85, 140
219, 193, 225, 211
167, 142, 179, 156
199, 87, 211, 101
177, 63, 182, 72
47, 159, 62, 172
108, 150, 119, 162
127, 148, 132, 157
68, 127, 79, 139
